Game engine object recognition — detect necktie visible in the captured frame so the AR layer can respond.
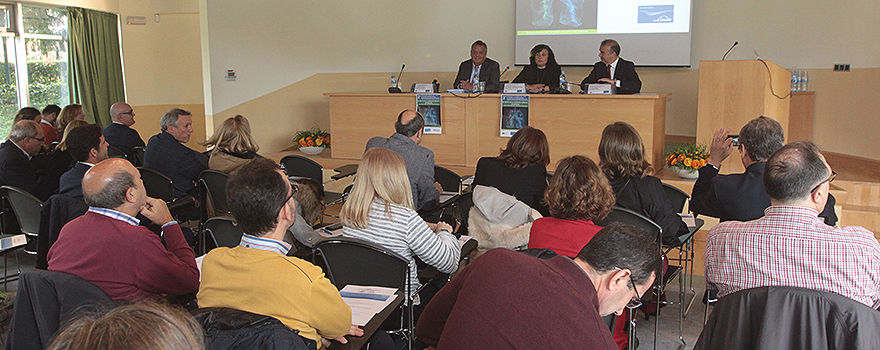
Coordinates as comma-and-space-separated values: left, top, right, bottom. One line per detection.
607, 65, 612, 79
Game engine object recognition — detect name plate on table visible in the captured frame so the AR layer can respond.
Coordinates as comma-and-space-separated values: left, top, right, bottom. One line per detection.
412, 83, 438, 93
587, 83, 615, 95
502, 83, 526, 93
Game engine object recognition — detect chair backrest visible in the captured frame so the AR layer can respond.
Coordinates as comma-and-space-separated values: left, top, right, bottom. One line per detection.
434, 166, 462, 193
313, 236, 408, 291
662, 182, 690, 213
594, 206, 662, 243
203, 216, 243, 252
137, 167, 174, 202
199, 170, 231, 215
280, 155, 323, 184
133, 146, 146, 167
695, 286, 880, 350
191, 307, 311, 350
107, 145, 127, 160
1, 186, 43, 235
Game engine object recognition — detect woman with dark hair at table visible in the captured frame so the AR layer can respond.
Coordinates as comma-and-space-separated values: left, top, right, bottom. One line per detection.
598, 121, 688, 245
512, 44, 562, 93
528, 155, 615, 258
473, 126, 551, 216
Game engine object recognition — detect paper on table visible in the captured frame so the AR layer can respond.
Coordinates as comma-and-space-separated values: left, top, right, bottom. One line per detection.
340, 285, 398, 326
439, 191, 458, 204
678, 213, 696, 228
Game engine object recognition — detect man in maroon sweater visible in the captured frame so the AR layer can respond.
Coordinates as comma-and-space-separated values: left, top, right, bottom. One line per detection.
416, 223, 661, 349
48, 158, 199, 301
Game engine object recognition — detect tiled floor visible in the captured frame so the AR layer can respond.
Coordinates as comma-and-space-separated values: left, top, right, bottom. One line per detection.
634, 275, 710, 350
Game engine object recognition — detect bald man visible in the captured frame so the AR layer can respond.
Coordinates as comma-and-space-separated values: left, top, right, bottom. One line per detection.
103, 102, 145, 160
365, 109, 442, 211
47, 158, 199, 301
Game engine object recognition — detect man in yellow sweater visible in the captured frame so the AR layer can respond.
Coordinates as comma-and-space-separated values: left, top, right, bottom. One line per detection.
197, 158, 362, 348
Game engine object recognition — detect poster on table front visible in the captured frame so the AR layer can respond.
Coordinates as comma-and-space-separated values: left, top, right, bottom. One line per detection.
500, 95, 529, 137
417, 94, 442, 134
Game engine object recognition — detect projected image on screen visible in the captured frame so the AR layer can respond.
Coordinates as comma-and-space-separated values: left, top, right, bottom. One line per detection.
515, 0, 693, 66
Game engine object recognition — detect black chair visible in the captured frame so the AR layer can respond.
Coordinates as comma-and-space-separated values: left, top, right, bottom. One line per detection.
1, 186, 43, 255
313, 237, 413, 350
660, 182, 705, 335
5, 270, 113, 350
138, 167, 175, 202
133, 146, 146, 167
594, 206, 663, 350
695, 286, 880, 350
107, 145, 127, 160
198, 170, 231, 231
36, 195, 88, 270
202, 216, 243, 254
280, 155, 346, 209
434, 166, 463, 194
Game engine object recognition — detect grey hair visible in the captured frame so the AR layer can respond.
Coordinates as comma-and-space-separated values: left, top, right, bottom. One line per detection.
84, 170, 136, 209
160, 108, 191, 132
9, 120, 40, 142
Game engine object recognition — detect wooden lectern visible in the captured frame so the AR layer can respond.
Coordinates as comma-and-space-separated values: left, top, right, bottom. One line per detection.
696, 60, 790, 174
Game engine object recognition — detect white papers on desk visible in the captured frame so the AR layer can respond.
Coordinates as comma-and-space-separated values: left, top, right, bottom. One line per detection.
462, 176, 475, 186
458, 235, 474, 246
340, 285, 398, 326
439, 191, 458, 204
678, 213, 696, 228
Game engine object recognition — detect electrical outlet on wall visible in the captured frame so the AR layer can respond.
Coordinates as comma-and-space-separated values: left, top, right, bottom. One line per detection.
833, 64, 851, 72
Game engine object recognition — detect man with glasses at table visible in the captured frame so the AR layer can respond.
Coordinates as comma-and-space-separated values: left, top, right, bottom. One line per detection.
0, 120, 45, 197
103, 102, 146, 161
416, 223, 661, 349
705, 141, 880, 308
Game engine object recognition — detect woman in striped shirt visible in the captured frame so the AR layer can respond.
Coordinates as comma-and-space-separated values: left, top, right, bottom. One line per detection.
340, 148, 460, 305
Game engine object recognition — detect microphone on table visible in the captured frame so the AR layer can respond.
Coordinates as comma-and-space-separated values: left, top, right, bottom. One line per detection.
722, 41, 738, 60
499, 66, 510, 79
389, 64, 405, 93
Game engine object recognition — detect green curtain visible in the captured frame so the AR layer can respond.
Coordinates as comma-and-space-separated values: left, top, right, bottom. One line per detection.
67, 7, 124, 127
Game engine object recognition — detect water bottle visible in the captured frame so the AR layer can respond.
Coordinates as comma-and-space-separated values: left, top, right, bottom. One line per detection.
790, 70, 798, 92
560, 71, 567, 91
390, 73, 397, 88
800, 70, 809, 91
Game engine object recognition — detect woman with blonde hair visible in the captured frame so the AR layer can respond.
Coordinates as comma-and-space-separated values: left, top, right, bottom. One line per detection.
340, 148, 459, 305
202, 115, 261, 175
57, 104, 86, 136
528, 155, 616, 258
598, 121, 687, 245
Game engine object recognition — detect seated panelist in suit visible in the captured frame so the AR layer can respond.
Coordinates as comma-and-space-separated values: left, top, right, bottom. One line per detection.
59, 124, 109, 199
581, 39, 642, 93
453, 40, 501, 93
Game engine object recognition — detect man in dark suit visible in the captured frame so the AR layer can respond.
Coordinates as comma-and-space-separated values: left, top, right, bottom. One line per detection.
59, 124, 109, 199
580, 39, 642, 93
453, 40, 501, 93
143, 108, 207, 198
103, 102, 145, 160
691, 116, 837, 224
0, 120, 44, 195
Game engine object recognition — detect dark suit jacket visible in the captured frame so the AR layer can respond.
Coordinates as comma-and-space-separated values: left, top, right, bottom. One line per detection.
691, 162, 838, 225
513, 64, 561, 90
366, 133, 439, 210
58, 162, 91, 199
454, 58, 501, 92
143, 131, 208, 198
0, 141, 38, 195
102, 122, 145, 160
580, 58, 642, 93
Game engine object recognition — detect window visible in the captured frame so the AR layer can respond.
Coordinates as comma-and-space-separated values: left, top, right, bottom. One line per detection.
0, 3, 67, 138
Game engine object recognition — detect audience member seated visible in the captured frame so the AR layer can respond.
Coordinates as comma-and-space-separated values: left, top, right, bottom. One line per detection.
473, 125, 550, 216
467, 184, 540, 255
416, 223, 661, 349
201, 114, 261, 175
366, 109, 441, 211
41, 120, 89, 199
341, 148, 460, 306
144, 108, 208, 198
198, 157, 360, 348
10, 107, 41, 126
691, 116, 837, 224
57, 104, 86, 136
46, 301, 204, 350
512, 44, 561, 93
40, 104, 61, 146
59, 124, 109, 199
103, 102, 146, 160
528, 155, 615, 258
286, 178, 328, 249
0, 120, 44, 196
47, 158, 199, 301
598, 121, 688, 245
705, 141, 880, 308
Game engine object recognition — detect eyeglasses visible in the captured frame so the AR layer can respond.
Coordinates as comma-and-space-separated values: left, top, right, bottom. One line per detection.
811, 171, 837, 193
279, 184, 298, 211
614, 267, 643, 309
120, 110, 134, 115
28, 136, 45, 142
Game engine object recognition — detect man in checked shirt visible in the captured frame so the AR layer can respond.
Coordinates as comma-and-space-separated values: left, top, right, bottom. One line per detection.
705, 141, 880, 308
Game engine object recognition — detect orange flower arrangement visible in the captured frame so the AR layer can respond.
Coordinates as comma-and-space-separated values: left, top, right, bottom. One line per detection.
666, 143, 708, 172
293, 126, 330, 149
